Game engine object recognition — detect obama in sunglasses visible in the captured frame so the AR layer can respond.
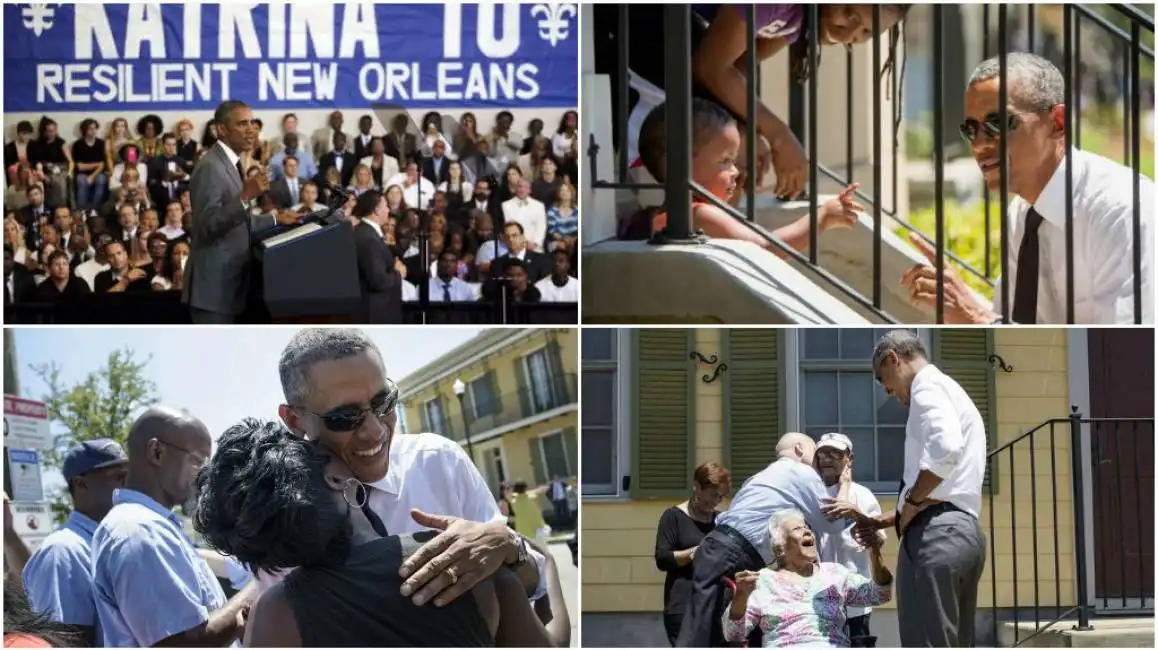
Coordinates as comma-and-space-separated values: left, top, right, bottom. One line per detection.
268, 328, 549, 609
901, 52, 1152, 325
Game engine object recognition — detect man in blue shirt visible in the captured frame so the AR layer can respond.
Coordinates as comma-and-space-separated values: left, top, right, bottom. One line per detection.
269, 132, 318, 182
92, 406, 253, 647
22, 439, 128, 645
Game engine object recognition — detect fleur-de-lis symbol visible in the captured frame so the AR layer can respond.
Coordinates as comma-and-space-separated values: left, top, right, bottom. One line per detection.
530, 3, 577, 48
22, 3, 57, 37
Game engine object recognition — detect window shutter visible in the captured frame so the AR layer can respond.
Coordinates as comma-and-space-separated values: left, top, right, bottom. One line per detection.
546, 336, 567, 404
419, 401, 430, 432
934, 329, 998, 491
723, 329, 785, 488
528, 437, 546, 486
562, 426, 577, 477
515, 359, 532, 418
631, 329, 696, 498
488, 371, 502, 416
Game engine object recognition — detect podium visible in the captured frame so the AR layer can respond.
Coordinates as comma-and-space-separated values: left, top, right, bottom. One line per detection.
251, 220, 361, 321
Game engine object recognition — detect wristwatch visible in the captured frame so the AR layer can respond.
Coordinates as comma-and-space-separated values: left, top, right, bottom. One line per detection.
506, 530, 529, 567
904, 491, 925, 508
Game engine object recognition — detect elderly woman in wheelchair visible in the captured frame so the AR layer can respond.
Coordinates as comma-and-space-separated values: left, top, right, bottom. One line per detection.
721, 509, 892, 648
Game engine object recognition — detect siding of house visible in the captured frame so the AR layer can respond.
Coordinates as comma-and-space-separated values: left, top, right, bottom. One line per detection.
399, 329, 578, 489
582, 328, 1074, 613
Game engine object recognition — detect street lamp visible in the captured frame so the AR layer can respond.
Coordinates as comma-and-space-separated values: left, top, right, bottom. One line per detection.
452, 379, 475, 465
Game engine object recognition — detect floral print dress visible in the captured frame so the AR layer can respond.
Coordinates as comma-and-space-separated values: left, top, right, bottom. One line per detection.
722, 563, 891, 647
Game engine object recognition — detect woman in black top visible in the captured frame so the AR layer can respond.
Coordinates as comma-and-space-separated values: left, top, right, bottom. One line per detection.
195, 418, 569, 648
654, 461, 732, 646
32, 250, 92, 305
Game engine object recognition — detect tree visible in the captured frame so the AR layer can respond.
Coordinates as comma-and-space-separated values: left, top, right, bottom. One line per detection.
30, 349, 158, 523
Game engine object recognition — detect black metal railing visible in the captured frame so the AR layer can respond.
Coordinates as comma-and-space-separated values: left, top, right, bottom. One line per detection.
418, 373, 577, 443
589, 4, 1153, 324
986, 407, 1154, 647
3, 293, 576, 325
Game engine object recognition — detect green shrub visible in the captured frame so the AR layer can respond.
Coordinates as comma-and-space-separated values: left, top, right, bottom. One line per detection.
906, 199, 1002, 299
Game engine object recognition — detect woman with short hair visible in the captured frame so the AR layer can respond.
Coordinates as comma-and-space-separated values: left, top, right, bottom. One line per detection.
723, 509, 892, 647
654, 461, 731, 646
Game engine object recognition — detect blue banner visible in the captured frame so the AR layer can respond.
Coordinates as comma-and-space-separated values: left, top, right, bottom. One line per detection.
4, 2, 578, 112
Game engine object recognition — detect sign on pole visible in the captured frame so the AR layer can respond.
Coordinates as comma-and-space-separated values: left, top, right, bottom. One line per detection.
10, 501, 52, 552
8, 449, 44, 503
4, 396, 52, 451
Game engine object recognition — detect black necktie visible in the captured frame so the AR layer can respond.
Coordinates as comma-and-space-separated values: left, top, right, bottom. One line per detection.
443, 282, 452, 302
236, 160, 246, 185
1012, 207, 1044, 324
361, 500, 388, 538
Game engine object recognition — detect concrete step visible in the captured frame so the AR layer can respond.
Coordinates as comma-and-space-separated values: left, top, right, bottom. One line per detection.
999, 617, 1155, 648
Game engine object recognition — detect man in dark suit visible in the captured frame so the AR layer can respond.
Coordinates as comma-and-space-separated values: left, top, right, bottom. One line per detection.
350, 190, 402, 323
462, 139, 502, 188
4, 245, 37, 309
319, 132, 358, 188
17, 185, 52, 251
146, 133, 189, 209
422, 140, 451, 186
268, 156, 305, 210
93, 240, 151, 292
468, 178, 504, 228
353, 114, 377, 160
183, 100, 287, 324
490, 221, 549, 284
383, 114, 418, 170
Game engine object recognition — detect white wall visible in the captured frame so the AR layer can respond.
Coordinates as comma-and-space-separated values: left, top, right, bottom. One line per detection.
4, 107, 572, 144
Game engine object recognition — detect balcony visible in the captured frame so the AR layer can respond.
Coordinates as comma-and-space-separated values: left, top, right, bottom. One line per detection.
420, 373, 578, 443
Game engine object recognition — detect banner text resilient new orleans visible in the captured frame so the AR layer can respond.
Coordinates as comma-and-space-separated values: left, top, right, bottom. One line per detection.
4, 2, 577, 111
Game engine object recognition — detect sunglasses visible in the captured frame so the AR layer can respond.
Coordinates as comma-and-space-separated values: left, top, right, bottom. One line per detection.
299, 383, 399, 432
958, 111, 1024, 143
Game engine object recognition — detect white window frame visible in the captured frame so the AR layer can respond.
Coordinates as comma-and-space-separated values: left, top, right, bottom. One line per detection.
397, 403, 410, 435
785, 328, 932, 495
581, 328, 633, 500
481, 444, 511, 495
536, 428, 571, 480
424, 396, 446, 436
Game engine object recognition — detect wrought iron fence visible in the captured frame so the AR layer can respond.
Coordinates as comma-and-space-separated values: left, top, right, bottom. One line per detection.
420, 373, 577, 443
986, 407, 1154, 646
588, 4, 1152, 324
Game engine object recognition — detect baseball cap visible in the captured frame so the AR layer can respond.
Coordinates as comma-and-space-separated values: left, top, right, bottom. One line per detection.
62, 439, 128, 483
816, 432, 853, 454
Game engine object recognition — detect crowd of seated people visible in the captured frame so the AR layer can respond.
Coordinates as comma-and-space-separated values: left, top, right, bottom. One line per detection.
3, 109, 580, 320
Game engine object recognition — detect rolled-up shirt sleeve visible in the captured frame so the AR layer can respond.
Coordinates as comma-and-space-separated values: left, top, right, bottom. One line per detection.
22, 543, 96, 626
449, 442, 549, 601
910, 381, 965, 478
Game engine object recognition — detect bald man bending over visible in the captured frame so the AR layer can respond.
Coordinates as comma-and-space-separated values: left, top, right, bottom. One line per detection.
676, 433, 853, 647
91, 407, 255, 647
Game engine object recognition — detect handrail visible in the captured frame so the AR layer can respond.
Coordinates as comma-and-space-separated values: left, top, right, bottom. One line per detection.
1110, 3, 1155, 31
1074, 5, 1156, 59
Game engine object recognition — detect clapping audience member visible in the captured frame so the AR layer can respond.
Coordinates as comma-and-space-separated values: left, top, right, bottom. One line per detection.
93, 241, 149, 293
5, 163, 39, 212
32, 250, 91, 305
546, 183, 579, 253
5, 121, 37, 186
30, 117, 72, 207
74, 233, 113, 291
535, 248, 579, 303
532, 156, 563, 206
135, 115, 163, 159
454, 112, 481, 159
321, 132, 358, 188
503, 180, 548, 251
361, 137, 399, 190
151, 237, 190, 292
349, 164, 378, 197
72, 119, 108, 212
552, 111, 579, 160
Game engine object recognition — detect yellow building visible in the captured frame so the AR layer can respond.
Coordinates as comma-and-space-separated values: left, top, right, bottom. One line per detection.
581, 328, 1154, 647
397, 328, 578, 497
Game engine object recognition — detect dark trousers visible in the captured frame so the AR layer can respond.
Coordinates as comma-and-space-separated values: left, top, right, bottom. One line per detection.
897, 505, 986, 647
189, 306, 235, 324
847, 613, 873, 647
552, 499, 570, 527
663, 613, 683, 647
675, 525, 764, 648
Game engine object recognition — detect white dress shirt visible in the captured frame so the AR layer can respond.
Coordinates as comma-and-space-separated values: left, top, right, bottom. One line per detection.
284, 176, 301, 206
438, 181, 474, 202
402, 280, 419, 301
502, 197, 548, 249
110, 163, 149, 191
216, 141, 252, 211
535, 275, 579, 302
823, 482, 882, 618
993, 149, 1153, 324
254, 433, 548, 600
75, 259, 109, 291
400, 179, 435, 210
901, 364, 987, 519
428, 276, 478, 302
716, 458, 848, 563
